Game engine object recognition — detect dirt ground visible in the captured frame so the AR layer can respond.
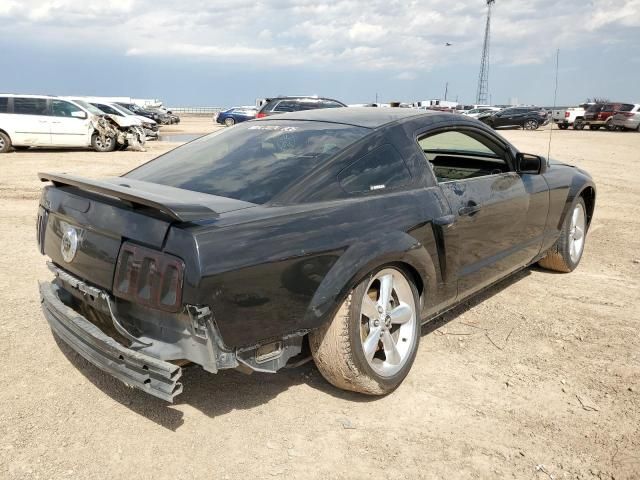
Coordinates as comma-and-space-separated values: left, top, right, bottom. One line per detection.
0, 116, 638, 480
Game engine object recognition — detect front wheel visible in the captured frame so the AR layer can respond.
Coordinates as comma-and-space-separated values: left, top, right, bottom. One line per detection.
0, 131, 12, 153
224, 117, 235, 127
91, 133, 116, 152
573, 119, 585, 130
523, 119, 539, 130
538, 198, 588, 272
310, 266, 421, 395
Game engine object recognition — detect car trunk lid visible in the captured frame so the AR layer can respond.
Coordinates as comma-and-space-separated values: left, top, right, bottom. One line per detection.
38, 172, 255, 291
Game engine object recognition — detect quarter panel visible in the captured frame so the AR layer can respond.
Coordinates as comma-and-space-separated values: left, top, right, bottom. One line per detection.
182, 188, 451, 348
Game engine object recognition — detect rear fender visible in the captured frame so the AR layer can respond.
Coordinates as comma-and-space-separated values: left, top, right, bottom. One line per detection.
302, 231, 437, 330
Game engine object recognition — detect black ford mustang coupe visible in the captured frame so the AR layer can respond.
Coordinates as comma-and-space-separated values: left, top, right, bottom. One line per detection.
37, 109, 595, 401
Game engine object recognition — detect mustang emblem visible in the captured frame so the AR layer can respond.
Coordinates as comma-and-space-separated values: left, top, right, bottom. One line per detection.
60, 223, 80, 263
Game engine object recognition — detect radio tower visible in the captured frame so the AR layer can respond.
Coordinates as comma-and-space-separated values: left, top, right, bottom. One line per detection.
476, 0, 495, 104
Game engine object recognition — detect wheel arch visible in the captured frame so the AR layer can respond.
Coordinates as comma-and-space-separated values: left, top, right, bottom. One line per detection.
580, 185, 596, 227
302, 231, 437, 332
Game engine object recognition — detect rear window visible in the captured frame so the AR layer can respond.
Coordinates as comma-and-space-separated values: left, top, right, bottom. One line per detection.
14, 97, 47, 115
0, 97, 7, 113
126, 121, 369, 204
618, 104, 635, 112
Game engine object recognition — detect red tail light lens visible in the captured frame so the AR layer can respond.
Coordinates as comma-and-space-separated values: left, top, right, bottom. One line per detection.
256, 112, 266, 118
114, 242, 185, 312
565, 111, 570, 118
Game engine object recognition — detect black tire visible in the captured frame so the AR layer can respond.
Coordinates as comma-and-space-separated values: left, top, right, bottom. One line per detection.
309, 266, 421, 395
91, 133, 116, 152
558, 124, 568, 130
573, 119, 585, 130
538, 197, 588, 273
0, 131, 12, 153
224, 117, 235, 127
523, 119, 539, 130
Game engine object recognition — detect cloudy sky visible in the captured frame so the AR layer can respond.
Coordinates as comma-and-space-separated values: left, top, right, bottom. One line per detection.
1, 0, 639, 107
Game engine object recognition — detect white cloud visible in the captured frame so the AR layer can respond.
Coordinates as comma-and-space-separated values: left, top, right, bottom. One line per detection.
395, 72, 417, 81
1, 0, 639, 70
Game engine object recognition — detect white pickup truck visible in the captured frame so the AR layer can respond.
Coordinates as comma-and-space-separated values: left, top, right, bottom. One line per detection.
552, 103, 593, 130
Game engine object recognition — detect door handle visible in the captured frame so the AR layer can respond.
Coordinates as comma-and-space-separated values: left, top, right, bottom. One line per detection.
458, 202, 481, 216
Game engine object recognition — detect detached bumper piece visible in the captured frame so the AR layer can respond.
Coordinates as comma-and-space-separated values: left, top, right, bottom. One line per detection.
39, 281, 183, 402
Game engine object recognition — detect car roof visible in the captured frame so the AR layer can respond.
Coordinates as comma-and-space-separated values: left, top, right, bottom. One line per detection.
257, 107, 432, 128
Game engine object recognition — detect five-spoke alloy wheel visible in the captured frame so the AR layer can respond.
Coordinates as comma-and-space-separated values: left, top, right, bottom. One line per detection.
539, 197, 588, 272
310, 266, 420, 395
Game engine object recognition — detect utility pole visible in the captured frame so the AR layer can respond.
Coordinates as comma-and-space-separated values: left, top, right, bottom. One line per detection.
444, 82, 448, 101
476, 0, 495, 104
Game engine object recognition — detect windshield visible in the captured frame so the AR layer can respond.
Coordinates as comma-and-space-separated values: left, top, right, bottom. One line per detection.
71, 100, 104, 116
126, 120, 369, 204
110, 104, 134, 116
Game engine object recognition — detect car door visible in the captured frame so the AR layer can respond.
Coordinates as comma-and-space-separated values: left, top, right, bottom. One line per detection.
418, 126, 549, 299
10, 97, 51, 145
49, 100, 91, 146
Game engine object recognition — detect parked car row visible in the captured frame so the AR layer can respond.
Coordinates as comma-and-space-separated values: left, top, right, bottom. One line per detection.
552, 102, 640, 131
214, 96, 348, 126
0, 94, 183, 153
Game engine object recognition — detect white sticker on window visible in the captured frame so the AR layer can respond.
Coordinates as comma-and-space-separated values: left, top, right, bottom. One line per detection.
248, 125, 298, 132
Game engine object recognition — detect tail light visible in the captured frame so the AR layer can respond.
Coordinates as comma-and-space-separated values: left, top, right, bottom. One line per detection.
565, 111, 570, 118
114, 242, 185, 312
256, 112, 266, 118
621, 112, 634, 117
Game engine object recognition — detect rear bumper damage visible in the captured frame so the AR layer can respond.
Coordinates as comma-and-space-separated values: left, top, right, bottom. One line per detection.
39, 280, 183, 402
39, 263, 306, 401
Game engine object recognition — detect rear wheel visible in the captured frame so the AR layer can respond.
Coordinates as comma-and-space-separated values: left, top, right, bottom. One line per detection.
310, 266, 420, 395
523, 119, 539, 130
538, 198, 587, 272
558, 124, 569, 130
224, 117, 235, 127
91, 133, 116, 152
0, 132, 11, 153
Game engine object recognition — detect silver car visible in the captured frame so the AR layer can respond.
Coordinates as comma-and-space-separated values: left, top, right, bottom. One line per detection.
611, 104, 640, 131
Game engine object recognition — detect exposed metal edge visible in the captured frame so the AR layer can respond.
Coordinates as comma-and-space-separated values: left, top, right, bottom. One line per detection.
39, 281, 183, 402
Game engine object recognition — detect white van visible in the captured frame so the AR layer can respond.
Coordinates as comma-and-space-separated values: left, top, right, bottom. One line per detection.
0, 94, 145, 153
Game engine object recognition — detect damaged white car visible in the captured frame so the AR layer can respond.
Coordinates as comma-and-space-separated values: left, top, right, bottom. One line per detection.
0, 94, 145, 154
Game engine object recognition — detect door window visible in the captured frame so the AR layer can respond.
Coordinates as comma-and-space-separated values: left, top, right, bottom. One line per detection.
14, 97, 47, 115
418, 130, 509, 182
51, 100, 84, 118
337, 144, 412, 194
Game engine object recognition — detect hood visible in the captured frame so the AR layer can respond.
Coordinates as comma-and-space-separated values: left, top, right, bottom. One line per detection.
134, 115, 156, 125
109, 115, 141, 127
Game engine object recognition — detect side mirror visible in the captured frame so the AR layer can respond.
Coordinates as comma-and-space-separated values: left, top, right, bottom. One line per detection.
71, 111, 87, 119
516, 153, 546, 174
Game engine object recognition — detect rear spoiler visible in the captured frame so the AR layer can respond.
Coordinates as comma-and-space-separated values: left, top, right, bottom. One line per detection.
39, 172, 219, 222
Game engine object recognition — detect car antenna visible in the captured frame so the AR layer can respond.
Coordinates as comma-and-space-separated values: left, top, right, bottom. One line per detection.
547, 48, 560, 159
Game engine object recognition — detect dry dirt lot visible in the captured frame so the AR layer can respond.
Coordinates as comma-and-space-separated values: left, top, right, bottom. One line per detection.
0, 117, 638, 480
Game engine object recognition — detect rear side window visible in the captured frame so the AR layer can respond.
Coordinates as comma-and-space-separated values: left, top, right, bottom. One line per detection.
338, 144, 411, 194
0, 97, 7, 113
619, 104, 635, 112
14, 97, 47, 115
